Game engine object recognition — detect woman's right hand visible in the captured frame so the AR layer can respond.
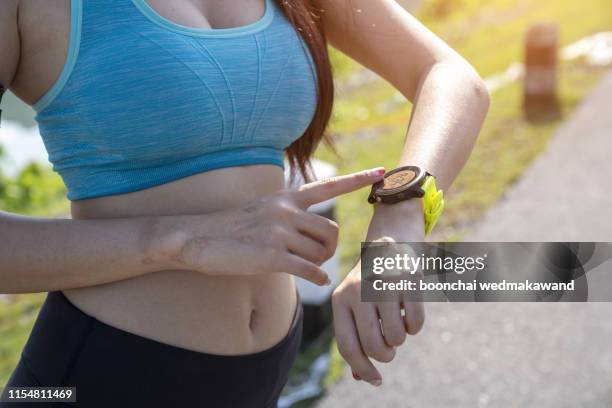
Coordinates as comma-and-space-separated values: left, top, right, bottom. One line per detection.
149, 168, 385, 285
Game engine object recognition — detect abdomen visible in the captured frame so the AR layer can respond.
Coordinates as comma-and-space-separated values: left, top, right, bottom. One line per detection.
64, 164, 299, 355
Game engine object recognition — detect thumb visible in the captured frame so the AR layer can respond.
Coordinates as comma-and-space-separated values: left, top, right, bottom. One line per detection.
293, 167, 385, 208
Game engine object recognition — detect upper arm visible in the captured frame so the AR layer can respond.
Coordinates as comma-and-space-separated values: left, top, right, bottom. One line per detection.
318, 0, 478, 100
0, 0, 21, 89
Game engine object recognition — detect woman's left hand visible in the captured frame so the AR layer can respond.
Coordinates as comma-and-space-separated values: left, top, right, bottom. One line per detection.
331, 199, 426, 387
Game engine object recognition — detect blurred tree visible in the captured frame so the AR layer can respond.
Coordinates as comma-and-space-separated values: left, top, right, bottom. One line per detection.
0, 158, 67, 215
1, 90, 67, 214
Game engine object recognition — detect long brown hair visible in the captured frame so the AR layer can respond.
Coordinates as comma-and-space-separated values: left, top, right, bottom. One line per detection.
274, 0, 335, 182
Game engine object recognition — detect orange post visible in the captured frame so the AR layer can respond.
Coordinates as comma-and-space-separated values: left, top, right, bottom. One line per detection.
523, 23, 561, 122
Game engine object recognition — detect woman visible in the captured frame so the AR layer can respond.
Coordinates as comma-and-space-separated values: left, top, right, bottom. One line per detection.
0, 0, 489, 406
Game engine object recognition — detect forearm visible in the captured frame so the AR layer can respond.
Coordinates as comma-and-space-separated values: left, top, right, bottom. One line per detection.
0, 174, 362, 292
0, 211, 178, 293
399, 60, 490, 190
368, 61, 489, 240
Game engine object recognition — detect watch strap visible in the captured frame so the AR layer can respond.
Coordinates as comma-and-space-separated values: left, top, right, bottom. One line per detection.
422, 175, 444, 236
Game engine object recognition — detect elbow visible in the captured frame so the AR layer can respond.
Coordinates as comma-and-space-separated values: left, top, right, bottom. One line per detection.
456, 60, 490, 115
439, 58, 490, 149
471, 72, 491, 115
459, 66, 490, 149
426, 57, 491, 114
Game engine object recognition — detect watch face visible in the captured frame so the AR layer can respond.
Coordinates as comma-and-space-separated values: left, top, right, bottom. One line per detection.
382, 169, 417, 190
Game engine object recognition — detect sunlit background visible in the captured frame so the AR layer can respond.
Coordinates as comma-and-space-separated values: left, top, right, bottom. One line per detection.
1, 0, 611, 406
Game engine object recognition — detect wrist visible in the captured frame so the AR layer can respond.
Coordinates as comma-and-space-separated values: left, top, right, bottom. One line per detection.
367, 199, 425, 242
147, 212, 235, 272
141, 215, 191, 270
374, 199, 423, 220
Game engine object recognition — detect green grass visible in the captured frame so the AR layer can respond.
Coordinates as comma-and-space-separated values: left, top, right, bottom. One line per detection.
327, 0, 612, 80
422, 0, 612, 77
0, 294, 45, 384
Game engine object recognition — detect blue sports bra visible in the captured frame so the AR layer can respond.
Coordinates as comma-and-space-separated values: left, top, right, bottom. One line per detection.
34, 0, 318, 200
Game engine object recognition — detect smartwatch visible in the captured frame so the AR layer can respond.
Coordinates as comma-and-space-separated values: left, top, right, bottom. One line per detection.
367, 165, 445, 236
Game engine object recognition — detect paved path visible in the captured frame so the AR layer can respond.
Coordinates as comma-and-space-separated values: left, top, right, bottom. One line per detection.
316, 71, 612, 408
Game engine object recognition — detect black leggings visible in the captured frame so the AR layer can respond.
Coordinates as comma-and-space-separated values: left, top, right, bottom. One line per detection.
3, 291, 303, 408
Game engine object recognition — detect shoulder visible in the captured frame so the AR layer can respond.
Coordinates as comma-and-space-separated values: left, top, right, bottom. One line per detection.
0, 0, 20, 87
4, 0, 70, 103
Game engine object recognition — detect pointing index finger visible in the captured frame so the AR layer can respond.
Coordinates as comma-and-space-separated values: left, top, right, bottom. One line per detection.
294, 167, 385, 208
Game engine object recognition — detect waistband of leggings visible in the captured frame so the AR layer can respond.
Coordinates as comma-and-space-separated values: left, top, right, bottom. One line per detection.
43, 289, 304, 361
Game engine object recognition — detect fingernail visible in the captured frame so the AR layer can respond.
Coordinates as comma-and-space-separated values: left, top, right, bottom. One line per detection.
352, 371, 361, 381
368, 379, 382, 387
368, 167, 385, 177
323, 277, 332, 286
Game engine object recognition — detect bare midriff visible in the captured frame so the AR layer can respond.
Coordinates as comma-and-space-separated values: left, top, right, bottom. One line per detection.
66, 164, 299, 355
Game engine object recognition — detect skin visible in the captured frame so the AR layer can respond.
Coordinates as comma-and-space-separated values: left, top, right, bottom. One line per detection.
0, 0, 489, 387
